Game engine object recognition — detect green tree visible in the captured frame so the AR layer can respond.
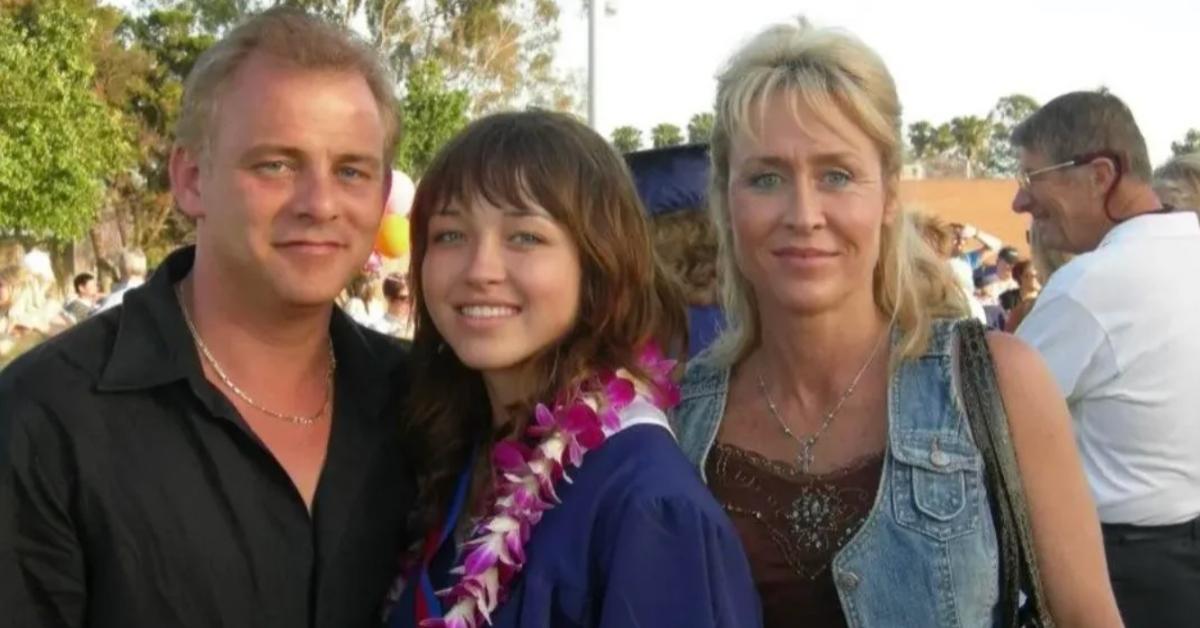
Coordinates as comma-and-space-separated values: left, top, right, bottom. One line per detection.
907, 120, 937, 160
610, 126, 642, 153
95, 7, 215, 262
394, 58, 470, 176
0, 0, 133, 240
932, 122, 956, 155
950, 116, 990, 178
687, 112, 714, 144
985, 94, 1039, 176
174, 0, 577, 115
1171, 128, 1200, 156
650, 123, 683, 148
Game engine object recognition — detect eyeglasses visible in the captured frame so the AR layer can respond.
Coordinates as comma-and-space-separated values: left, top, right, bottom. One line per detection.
1016, 150, 1122, 190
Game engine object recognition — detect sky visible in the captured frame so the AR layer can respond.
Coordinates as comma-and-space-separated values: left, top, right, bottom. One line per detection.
555, 0, 1198, 163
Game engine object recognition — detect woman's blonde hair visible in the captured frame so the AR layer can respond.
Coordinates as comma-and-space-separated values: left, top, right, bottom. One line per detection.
1153, 152, 1200, 214
707, 19, 966, 367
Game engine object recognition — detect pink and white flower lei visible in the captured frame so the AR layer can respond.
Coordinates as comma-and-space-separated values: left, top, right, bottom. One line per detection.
423, 344, 679, 628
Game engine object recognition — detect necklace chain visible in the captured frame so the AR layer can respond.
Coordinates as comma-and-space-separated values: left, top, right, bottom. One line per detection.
176, 285, 335, 426
757, 326, 890, 473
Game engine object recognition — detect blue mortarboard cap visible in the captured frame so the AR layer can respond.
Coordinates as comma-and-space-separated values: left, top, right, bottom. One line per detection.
623, 144, 710, 216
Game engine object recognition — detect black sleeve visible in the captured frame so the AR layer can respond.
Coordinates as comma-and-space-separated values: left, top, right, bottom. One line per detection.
0, 373, 86, 628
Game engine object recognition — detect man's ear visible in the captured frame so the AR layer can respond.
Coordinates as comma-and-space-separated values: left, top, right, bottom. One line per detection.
1089, 154, 1121, 196
170, 145, 205, 220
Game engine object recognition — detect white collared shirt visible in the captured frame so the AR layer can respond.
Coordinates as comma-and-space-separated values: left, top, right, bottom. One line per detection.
1018, 212, 1200, 525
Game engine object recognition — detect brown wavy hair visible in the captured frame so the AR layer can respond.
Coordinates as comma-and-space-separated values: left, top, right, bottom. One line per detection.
404, 110, 687, 537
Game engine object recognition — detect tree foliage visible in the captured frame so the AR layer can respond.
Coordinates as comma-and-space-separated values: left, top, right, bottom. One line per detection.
650, 123, 683, 148
610, 125, 642, 154
173, 0, 577, 115
1171, 128, 1200, 157
96, 7, 214, 261
394, 58, 469, 176
950, 115, 991, 179
905, 93, 1040, 178
687, 112, 714, 144
983, 94, 1039, 176
0, 0, 133, 239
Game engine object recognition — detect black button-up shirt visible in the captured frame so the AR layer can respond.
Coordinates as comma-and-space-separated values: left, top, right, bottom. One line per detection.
0, 247, 416, 628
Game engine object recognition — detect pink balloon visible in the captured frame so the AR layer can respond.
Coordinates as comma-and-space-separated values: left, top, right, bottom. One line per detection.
363, 251, 383, 273
386, 170, 415, 216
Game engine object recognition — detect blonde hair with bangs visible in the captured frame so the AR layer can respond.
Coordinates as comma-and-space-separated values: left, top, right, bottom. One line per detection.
706, 19, 966, 367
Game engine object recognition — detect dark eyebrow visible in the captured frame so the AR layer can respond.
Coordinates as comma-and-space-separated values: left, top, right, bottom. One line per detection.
500, 205, 553, 219
740, 155, 792, 170
241, 144, 305, 162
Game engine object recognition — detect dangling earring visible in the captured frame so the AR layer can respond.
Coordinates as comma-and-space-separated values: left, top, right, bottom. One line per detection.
436, 341, 445, 354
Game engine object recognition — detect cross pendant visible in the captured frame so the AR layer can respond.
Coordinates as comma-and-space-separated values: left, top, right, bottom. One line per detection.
795, 438, 816, 473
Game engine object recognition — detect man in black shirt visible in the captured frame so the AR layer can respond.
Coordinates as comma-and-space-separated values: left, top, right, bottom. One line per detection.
0, 8, 415, 628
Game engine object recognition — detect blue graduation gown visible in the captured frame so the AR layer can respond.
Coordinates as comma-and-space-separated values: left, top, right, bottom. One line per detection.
389, 424, 762, 627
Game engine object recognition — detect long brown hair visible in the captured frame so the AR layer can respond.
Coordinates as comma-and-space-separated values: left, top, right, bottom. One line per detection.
404, 110, 687, 535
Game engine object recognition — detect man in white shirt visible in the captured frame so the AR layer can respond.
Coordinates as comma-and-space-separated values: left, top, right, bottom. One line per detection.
1011, 90, 1200, 628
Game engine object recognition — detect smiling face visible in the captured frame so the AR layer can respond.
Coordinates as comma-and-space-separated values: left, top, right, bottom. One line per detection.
1011, 147, 1110, 254
170, 51, 389, 307
726, 92, 896, 318
420, 194, 582, 380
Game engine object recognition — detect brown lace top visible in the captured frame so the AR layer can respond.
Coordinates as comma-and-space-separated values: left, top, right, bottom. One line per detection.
706, 443, 884, 628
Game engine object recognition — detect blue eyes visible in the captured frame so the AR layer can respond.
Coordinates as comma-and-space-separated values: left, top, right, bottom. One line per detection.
822, 170, 852, 187
749, 173, 783, 189
746, 169, 853, 190
252, 162, 370, 181
337, 166, 369, 181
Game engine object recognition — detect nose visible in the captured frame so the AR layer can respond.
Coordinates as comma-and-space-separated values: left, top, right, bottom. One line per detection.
464, 235, 506, 287
782, 177, 825, 231
1012, 186, 1033, 215
294, 167, 339, 222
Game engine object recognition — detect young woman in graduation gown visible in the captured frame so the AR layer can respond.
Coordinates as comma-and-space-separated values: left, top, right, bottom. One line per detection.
383, 110, 762, 628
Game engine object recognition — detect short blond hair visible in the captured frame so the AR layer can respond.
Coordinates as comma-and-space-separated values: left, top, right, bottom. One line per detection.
909, 210, 956, 259
1153, 152, 1200, 213
176, 7, 399, 162
707, 19, 966, 366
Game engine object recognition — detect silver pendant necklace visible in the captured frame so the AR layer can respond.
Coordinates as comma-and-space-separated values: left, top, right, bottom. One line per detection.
757, 326, 890, 473
176, 284, 335, 426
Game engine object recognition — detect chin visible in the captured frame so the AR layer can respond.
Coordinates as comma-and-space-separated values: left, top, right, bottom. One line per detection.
767, 280, 839, 310
449, 347, 529, 373
274, 280, 345, 308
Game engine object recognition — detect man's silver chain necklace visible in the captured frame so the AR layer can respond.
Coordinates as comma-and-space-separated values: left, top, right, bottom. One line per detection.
176, 285, 335, 426
757, 326, 890, 473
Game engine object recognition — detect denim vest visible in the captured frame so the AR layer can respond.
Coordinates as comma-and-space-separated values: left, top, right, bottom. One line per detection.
671, 319, 1001, 627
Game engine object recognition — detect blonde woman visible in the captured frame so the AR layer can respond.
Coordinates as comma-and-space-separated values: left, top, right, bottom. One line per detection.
671, 19, 1122, 627
1153, 152, 1200, 215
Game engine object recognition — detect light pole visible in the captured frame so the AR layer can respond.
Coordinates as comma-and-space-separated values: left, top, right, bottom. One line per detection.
587, 1, 616, 129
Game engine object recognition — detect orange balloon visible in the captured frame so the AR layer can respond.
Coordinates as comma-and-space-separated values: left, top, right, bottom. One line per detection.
375, 214, 410, 258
